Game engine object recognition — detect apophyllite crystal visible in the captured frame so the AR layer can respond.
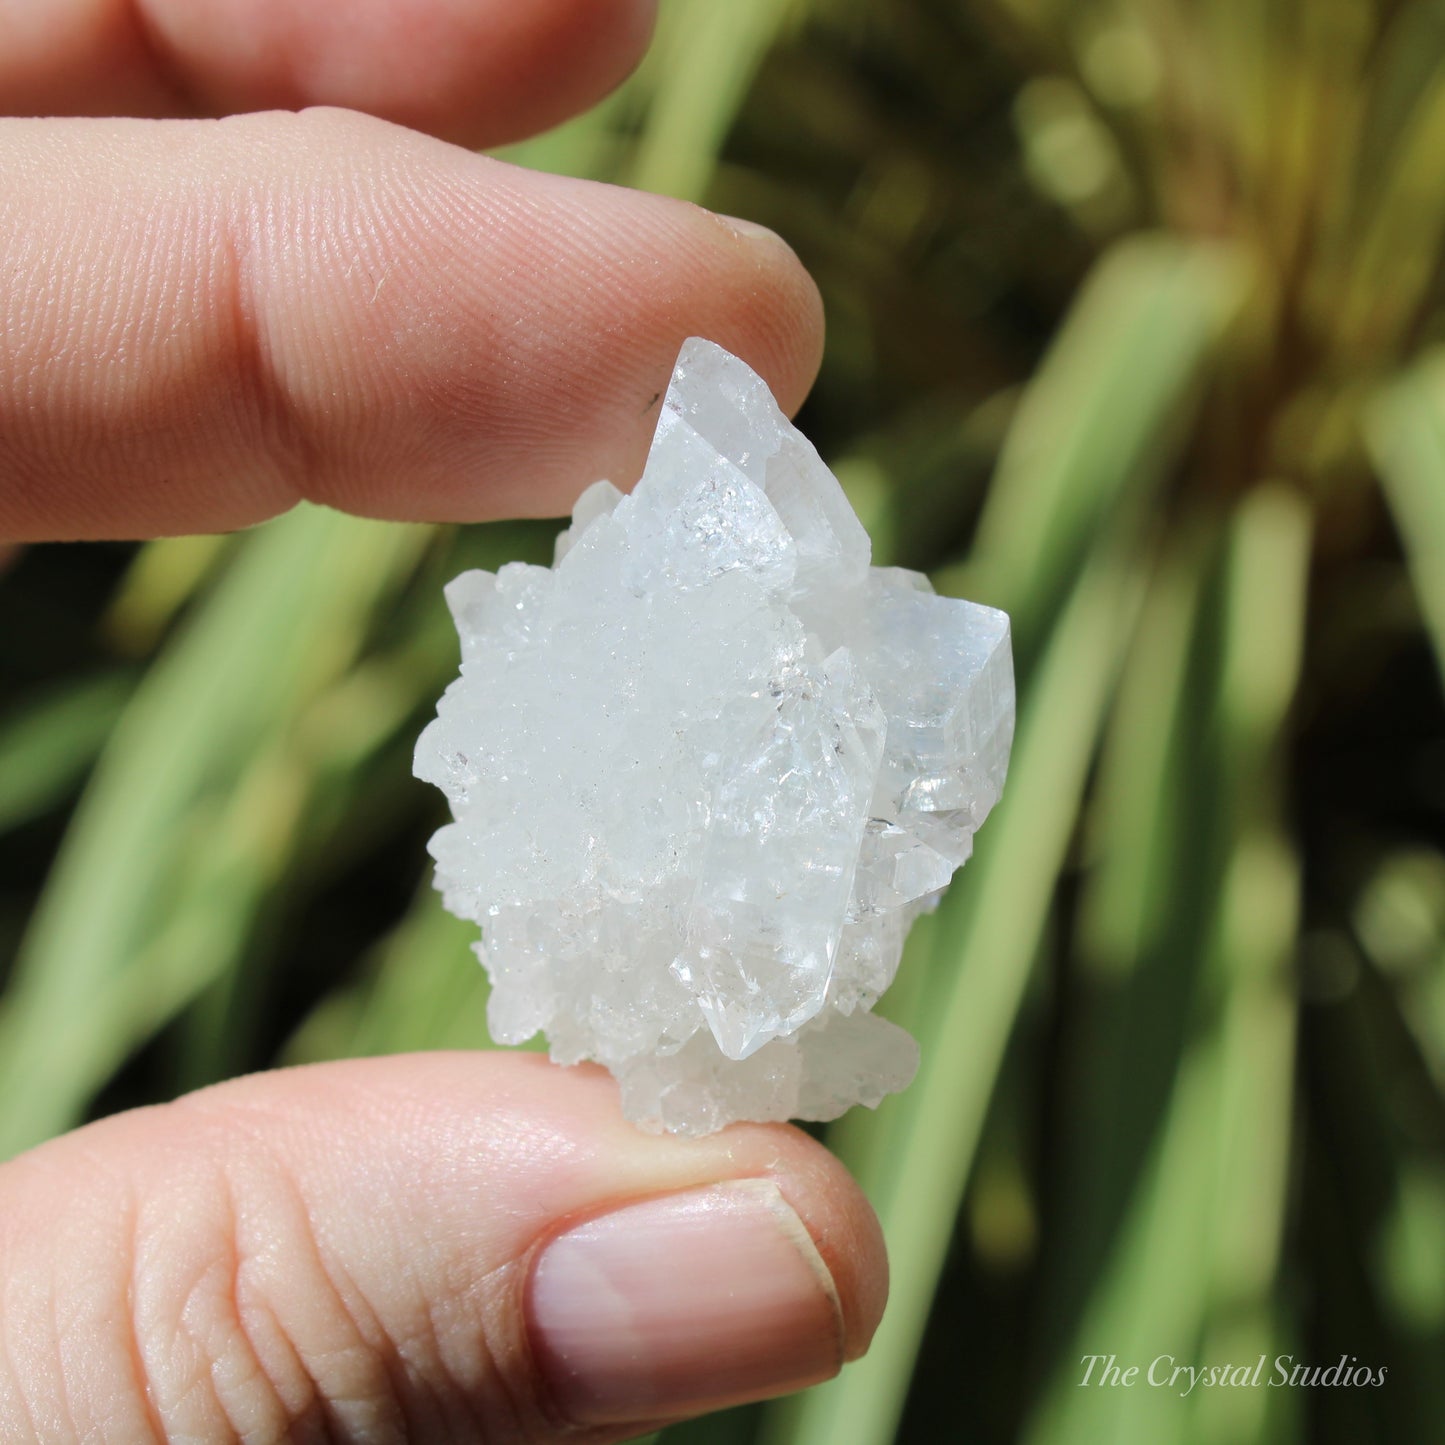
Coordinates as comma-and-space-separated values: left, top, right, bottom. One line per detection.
414, 338, 1015, 1135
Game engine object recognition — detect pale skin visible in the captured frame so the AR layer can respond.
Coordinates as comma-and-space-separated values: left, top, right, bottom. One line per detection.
0, 2, 888, 1440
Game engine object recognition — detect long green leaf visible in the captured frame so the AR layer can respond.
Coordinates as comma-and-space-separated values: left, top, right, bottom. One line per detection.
964, 233, 1241, 642
1366, 353, 1445, 686
283, 886, 495, 1065
0, 508, 426, 1158
0, 673, 132, 834
630, 0, 802, 202
1023, 484, 1310, 1445
1188, 486, 1309, 1445
1035, 521, 1221, 1373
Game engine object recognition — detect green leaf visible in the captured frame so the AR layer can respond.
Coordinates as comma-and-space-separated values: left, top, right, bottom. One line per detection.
1337, 72, 1445, 362
103, 534, 232, 654
0, 508, 428, 1158
0, 672, 132, 834
283, 887, 499, 1064
1077, 523, 1215, 979
1023, 484, 1310, 1445
1366, 353, 1445, 686
963, 234, 1242, 647
630, 0, 803, 202
1035, 523, 1222, 1373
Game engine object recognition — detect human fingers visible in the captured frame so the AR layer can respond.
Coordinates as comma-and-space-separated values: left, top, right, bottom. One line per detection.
0, 1051, 886, 1442
0, 0, 657, 147
0, 107, 823, 541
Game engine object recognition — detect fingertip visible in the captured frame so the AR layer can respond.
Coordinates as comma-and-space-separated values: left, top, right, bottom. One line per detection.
441, 179, 826, 517
703, 210, 827, 421
732, 1120, 888, 1363
466, 1056, 886, 1363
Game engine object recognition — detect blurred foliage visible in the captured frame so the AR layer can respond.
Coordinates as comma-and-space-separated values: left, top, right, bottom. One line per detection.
4, 0, 1445, 1442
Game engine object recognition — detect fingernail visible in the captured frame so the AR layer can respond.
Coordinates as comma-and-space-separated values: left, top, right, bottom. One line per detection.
718, 213, 786, 247
528, 1178, 844, 1425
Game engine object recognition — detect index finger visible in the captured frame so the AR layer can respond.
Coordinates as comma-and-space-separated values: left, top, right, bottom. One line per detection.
0, 108, 824, 542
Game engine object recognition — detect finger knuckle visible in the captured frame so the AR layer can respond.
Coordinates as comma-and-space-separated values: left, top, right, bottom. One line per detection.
127, 1128, 405, 1441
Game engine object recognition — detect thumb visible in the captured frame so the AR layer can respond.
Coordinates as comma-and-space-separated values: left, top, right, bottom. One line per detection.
0, 1052, 886, 1443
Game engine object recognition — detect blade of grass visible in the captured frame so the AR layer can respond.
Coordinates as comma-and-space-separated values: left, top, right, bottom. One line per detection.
1336, 68, 1445, 363
0, 672, 132, 834
1366, 353, 1445, 686
1078, 521, 1215, 978
1035, 518, 1223, 1371
283, 886, 497, 1065
1023, 484, 1309, 1445
16, 740, 314, 1143
1358, 2, 1445, 171
1022, 1023, 1229, 1444
102, 533, 232, 655
1189, 484, 1309, 1445
1188, 834, 1300, 1445
0, 508, 427, 1158
629, 0, 803, 202
961, 233, 1241, 646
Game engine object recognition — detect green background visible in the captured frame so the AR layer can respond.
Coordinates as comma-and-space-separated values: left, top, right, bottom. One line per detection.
4, 2, 1444, 1441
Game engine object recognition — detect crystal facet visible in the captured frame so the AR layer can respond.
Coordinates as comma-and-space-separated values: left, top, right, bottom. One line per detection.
415, 338, 1015, 1134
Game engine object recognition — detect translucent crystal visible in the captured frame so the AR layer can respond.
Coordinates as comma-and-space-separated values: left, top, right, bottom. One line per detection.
415, 338, 1015, 1135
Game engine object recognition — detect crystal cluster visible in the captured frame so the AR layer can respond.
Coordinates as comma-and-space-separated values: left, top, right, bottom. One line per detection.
414, 338, 1014, 1135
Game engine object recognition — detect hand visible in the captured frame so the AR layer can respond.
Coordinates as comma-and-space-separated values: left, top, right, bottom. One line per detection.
0, 0, 822, 541
0, 3, 885, 1440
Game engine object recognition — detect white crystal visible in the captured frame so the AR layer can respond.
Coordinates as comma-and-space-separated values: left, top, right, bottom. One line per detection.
415, 338, 1015, 1135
